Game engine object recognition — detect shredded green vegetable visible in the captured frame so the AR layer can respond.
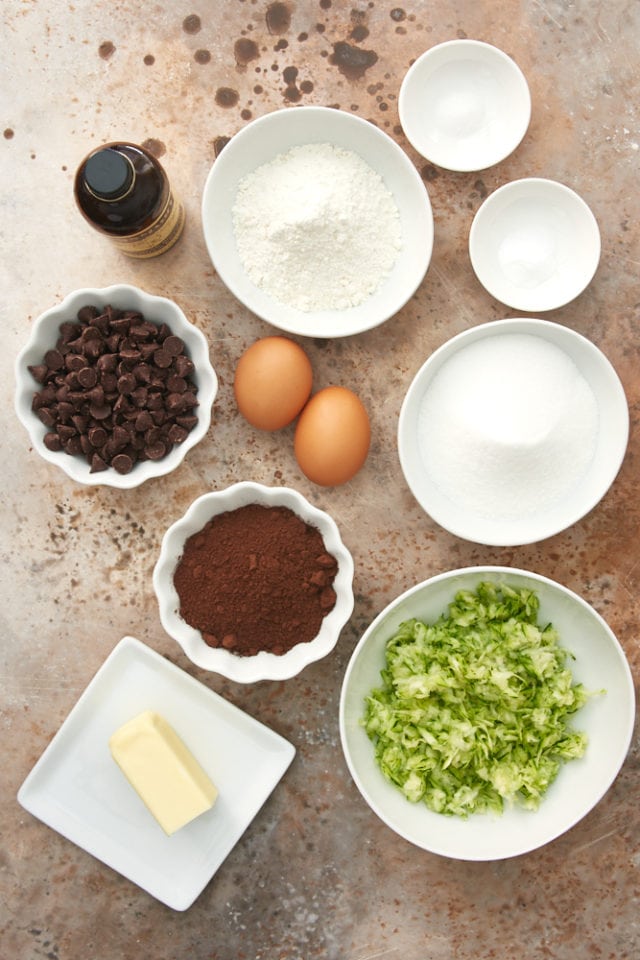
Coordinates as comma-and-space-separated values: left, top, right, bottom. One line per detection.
363, 582, 592, 818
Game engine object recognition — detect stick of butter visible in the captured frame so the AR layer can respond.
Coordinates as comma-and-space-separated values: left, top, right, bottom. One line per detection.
109, 710, 218, 835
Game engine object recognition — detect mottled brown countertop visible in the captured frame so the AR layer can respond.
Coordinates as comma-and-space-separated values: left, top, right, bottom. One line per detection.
2, 2, 639, 958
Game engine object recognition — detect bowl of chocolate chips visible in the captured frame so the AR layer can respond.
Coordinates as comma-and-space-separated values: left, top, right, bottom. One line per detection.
15, 285, 218, 488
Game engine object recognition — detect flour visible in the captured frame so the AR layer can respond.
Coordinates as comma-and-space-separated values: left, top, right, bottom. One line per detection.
418, 334, 599, 519
232, 142, 402, 312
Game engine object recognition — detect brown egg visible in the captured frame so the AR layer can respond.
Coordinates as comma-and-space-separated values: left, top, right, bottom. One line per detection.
294, 386, 371, 486
234, 336, 313, 430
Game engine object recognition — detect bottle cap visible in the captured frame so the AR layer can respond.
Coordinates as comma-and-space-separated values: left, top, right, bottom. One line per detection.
83, 148, 135, 201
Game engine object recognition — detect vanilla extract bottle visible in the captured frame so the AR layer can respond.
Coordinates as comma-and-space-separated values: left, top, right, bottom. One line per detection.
74, 142, 185, 258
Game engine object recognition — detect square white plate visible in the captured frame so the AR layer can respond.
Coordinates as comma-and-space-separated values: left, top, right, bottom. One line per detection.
17, 636, 296, 910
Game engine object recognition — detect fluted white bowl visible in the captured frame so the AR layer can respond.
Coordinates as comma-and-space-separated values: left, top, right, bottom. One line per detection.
15, 285, 217, 488
153, 482, 354, 682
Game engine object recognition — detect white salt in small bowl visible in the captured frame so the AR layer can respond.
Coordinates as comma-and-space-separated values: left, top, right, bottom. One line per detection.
201, 106, 434, 338
398, 40, 531, 172
398, 318, 628, 546
469, 178, 601, 311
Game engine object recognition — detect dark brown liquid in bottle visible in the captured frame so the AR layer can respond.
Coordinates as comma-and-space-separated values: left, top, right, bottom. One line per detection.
74, 142, 169, 236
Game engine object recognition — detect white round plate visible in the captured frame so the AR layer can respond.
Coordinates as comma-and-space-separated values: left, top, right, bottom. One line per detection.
340, 566, 635, 861
201, 106, 434, 338
398, 318, 628, 546
399, 40, 531, 172
469, 178, 601, 311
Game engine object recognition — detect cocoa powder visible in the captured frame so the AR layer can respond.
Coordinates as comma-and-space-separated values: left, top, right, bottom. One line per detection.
173, 503, 338, 657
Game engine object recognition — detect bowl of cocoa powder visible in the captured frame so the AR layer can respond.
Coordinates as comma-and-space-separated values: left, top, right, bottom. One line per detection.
15, 285, 218, 488
153, 482, 355, 682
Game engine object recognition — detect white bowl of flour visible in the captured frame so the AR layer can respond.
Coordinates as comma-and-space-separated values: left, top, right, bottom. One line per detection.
398, 318, 629, 545
201, 107, 434, 338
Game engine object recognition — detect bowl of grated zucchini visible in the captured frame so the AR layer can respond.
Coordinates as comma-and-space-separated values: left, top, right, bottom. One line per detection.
339, 566, 635, 861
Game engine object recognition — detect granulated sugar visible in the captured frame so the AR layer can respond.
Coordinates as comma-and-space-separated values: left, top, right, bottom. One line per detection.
418, 333, 599, 519
232, 142, 402, 312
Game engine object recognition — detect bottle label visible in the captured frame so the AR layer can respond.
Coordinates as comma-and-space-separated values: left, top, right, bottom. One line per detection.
111, 190, 185, 258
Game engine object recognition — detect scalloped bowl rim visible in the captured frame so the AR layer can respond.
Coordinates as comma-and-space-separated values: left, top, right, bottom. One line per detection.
201, 106, 434, 338
14, 284, 218, 489
153, 482, 355, 682
339, 565, 635, 860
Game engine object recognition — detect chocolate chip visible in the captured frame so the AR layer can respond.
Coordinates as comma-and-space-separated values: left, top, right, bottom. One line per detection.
44, 349, 64, 371
100, 372, 118, 393
83, 339, 104, 361
71, 415, 89, 433
81, 326, 102, 343
87, 384, 105, 405
174, 355, 195, 377
96, 353, 117, 373
88, 425, 108, 447
56, 401, 75, 422
111, 452, 134, 474
43, 432, 63, 451
167, 423, 189, 444
145, 439, 167, 460
89, 312, 111, 334
77, 366, 98, 388
90, 453, 108, 472
37, 407, 56, 427
162, 335, 185, 357
55, 384, 71, 402
59, 320, 82, 341
64, 435, 83, 455
166, 375, 187, 393
66, 354, 87, 373
109, 315, 130, 333
134, 411, 154, 432
89, 402, 112, 420
28, 363, 49, 383
117, 372, 137, 395
77, 305, 100, 323
176, 414, 199, 430
132, 362, 152, 383
153, 348, 173, 368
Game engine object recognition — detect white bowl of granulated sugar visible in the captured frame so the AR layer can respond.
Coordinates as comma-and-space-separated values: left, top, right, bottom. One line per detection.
201, 106, 434, 338
398, 318, 629, 546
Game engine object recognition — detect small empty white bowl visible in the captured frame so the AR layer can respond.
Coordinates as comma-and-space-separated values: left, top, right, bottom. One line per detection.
153, 482, 355, 683
399, 39, 531, 172
15, 285, 218, 489
201, 106, 434, 338
469, 178, 601, 311
398, 318, 628, 546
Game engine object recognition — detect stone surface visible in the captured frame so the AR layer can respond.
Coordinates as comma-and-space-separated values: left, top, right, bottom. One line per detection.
1, 1, 639, 958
